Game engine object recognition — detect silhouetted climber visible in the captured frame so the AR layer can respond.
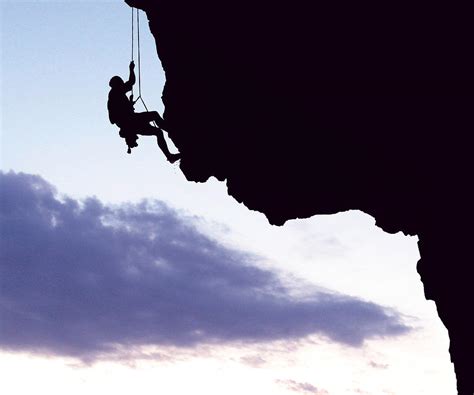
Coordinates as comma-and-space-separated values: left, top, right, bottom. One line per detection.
107, 61, 180, 161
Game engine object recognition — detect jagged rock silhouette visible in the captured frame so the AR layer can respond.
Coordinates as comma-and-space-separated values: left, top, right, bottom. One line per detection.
125, 1, 474, 393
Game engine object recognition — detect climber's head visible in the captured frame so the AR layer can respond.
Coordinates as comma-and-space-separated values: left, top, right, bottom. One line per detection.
109, 76, 124, 89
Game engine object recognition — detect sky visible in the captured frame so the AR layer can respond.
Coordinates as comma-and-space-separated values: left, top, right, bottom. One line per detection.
0, 1, 457, 394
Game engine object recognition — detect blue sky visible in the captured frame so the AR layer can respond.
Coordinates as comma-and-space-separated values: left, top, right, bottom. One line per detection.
0, 2, 457, 394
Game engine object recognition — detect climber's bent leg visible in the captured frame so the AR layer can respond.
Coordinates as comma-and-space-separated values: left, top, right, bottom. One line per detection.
137, 123, 159, 136
132, 116, 180, 162
134, 111, 166, 130
136, 124, 180, 163
150, 111, 167, 130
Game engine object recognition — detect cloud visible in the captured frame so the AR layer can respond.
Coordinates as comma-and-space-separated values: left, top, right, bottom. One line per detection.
240, 354, 267, 367
277, 379, 329, 394
0, 172, 410, 360
369, 360, 389, 369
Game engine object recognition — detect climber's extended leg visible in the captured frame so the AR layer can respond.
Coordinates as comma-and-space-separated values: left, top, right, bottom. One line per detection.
156, 128, 181, 163
135, 123, 180, 163
132, 112, 180, 162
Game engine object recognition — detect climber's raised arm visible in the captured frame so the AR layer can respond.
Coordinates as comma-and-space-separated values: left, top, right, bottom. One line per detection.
124, 61, 136, 92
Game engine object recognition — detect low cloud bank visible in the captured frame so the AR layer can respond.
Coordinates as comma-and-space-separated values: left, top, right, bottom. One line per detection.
0, 172, 410, 360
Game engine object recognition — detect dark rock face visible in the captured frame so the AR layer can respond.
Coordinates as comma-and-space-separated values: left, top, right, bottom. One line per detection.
125, 1, 473, 393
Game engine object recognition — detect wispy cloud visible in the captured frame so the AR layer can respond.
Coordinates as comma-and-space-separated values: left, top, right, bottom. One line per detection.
240, 354, 267, 367
369, 360, 389, 369
277, 379, 329, 394
0, 172, 410, 360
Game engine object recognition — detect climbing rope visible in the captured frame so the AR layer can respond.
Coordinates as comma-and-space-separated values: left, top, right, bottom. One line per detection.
130, 7, 158, 127
137, 8, 142, 100
131, 7, 135, 97
128, 7, 172, 155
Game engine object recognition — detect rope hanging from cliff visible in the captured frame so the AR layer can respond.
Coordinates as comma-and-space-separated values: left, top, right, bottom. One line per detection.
126, 7, 160, 155
130, 7, 156, 123
131, 7, 134, 66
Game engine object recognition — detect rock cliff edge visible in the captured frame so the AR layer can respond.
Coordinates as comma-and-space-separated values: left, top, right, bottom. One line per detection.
126, 1, 473, 393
